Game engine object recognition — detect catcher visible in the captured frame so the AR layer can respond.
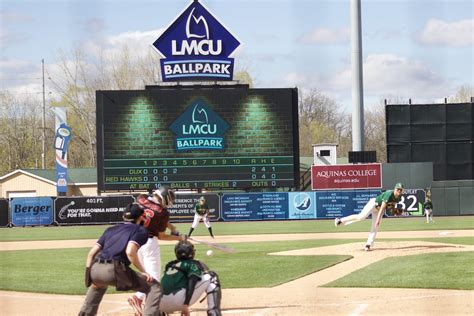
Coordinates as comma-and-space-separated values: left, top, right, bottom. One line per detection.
188, 196, 214, 238
335, 183, 404, 251
159, 240, 222, 316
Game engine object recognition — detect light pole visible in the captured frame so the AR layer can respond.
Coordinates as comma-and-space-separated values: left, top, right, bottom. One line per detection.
42, 59, 46, 169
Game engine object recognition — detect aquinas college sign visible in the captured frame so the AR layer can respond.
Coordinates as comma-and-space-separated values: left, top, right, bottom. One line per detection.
153, 0, 241, 81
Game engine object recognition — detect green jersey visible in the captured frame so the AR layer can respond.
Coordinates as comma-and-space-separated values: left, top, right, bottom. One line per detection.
194, 202, 209, 215
161, 259, 203, 295
375, 190, 401, 207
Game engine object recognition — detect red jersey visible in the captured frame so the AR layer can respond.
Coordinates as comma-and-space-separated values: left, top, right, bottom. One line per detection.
136, 194, 170, 237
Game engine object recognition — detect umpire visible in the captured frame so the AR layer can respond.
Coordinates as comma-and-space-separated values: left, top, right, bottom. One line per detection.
78, 203, 161, 315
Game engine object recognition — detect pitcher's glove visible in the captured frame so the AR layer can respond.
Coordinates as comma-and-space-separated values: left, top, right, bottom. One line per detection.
387, 207, 403, 216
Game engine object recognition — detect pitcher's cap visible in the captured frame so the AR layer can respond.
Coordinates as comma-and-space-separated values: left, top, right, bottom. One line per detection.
394, 183, 404, 189
199, 196, 206, 201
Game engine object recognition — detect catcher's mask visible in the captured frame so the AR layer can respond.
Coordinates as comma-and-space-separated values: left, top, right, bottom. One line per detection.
153, 186, 176, 208
175, 240, 195, 260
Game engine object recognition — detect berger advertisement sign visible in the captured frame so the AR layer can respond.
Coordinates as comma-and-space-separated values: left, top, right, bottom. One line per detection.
153, 0, 240, 81
311, 163, 382, 190
11, 197, 54, 227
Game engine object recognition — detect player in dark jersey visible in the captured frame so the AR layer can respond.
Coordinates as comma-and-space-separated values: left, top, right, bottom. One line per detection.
128, 186, 185, 316
79, 204, 161, 315
335, 183, 404, 251
159, 240, 222, 316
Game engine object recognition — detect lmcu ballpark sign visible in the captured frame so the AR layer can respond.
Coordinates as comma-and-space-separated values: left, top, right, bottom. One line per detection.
311, 164, 382, 190
153, 0, 240, 81
170, 98, 230, 151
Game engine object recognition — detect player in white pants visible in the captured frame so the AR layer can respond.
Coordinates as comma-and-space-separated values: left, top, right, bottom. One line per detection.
127, 187, 185, 316
188, 196, 214, 238
335, 183, 404, 251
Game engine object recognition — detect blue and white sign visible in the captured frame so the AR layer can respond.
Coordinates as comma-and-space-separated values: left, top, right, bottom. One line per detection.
221, 193, 288, 221
54, 123, 72, 193
11, 197, 54, 226
153, 0, 241, 81
288, 192, 316, 219
315, 190, 381, 218
170, 98, 230, 151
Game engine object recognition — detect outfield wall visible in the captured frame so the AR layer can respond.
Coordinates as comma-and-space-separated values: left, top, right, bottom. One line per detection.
0, 190, 429, 227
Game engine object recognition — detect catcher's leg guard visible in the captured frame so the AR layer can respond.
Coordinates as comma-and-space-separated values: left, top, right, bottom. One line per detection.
206, 271, 222, 316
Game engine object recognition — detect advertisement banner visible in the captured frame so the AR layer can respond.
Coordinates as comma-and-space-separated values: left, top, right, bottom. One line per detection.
0, 199, 9, 227
11, 197, 54, 226
390, 188, 425, 217
288, 192, 316, 219
55, 196, 134, 225
168, 194, 220, 222
315, 190, 381, 218
53, 107, 72, 194
311, 163, 382, 190
221, 193, 288, 221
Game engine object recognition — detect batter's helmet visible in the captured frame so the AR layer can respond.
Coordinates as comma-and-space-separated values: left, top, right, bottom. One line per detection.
153, 186, 176, 208
123, 203, 144, 222
175, 240, 195, 260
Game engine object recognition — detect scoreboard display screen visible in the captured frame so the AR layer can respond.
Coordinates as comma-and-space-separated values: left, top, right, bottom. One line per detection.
96, 85, 299, 192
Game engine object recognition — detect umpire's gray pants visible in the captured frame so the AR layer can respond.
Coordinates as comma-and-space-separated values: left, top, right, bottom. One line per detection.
78, 262, 162, 316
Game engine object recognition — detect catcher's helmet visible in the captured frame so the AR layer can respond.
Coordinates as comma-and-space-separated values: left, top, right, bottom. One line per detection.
175, 240, 195, 260
123, 203, 144, 222
153, 186, 176, 207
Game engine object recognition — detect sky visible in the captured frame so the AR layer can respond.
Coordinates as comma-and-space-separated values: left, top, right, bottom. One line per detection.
1, 0, 473, 111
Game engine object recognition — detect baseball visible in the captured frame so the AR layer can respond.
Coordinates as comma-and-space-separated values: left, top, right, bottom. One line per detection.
206, 250, 214, 257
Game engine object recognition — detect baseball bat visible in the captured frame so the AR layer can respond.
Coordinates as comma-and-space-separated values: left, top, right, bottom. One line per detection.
188, 237, 235, 254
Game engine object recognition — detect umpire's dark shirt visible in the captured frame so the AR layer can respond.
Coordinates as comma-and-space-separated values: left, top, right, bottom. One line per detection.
96, 222, 148, 265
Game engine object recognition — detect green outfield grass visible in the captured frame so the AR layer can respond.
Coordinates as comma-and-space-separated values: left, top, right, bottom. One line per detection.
1, 215, 473, 242
0, 239, 354, 294
324, 251, 474, 290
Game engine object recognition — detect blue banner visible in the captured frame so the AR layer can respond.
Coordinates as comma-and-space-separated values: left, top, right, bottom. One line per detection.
221, 193, 288, 221
288, 192, 316, 219
54, 123, 72, 193
315, 190, 381, 218
11, 197, 54, 226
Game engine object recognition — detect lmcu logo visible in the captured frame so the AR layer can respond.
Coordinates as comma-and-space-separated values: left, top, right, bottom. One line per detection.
170, 98, 229, 151
153, 0, 240, 81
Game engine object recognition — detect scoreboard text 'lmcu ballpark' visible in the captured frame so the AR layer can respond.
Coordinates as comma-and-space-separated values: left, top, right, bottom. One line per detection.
96, 86, 299, 192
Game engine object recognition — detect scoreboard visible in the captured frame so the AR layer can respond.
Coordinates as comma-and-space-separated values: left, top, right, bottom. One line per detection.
96, 85, 299, 192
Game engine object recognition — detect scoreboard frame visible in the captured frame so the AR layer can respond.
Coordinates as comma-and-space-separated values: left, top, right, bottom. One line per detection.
96, 85, 299, 192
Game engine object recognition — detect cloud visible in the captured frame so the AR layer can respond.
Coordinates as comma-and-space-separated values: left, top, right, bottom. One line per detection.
84, 18, 105, 33
275, 53, 453, 110
418, 18, 474, 46
329, 53, 450, 102
82, 28, 164, 59
298, 27, 350, 44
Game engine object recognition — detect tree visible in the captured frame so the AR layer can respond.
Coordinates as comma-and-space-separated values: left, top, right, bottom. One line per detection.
0, 92, 55, 174
448, 85, 473, 103
298, 89, 351, 158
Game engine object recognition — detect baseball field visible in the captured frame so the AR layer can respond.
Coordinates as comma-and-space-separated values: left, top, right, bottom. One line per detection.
1, 216, 473, 315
